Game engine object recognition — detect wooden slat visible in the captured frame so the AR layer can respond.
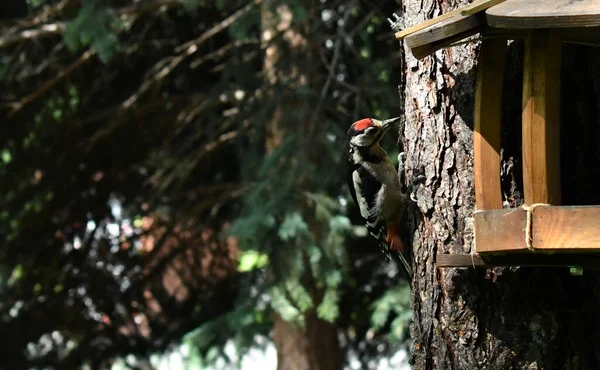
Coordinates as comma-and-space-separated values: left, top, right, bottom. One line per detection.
409, 26, 525, 59
486, 0, 600, 29
409, 27, 482, 59
474, 208, 526, 252
406, 23, 600, 60
533, 206, 600, 249
404, 13, 482, 50
437, 253, 487, 267
475, 206, 600, 253
406, 24, 600, 61
437, 253, 600, 268
461, 0, 505, 16
396, 8, 465, 41
522, 30, 562, 205
473, 38, 506, 210
477, 26, 600, 46
396, 0, 504, 40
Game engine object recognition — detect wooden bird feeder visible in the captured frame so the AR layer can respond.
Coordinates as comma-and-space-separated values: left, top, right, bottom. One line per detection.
396, 0, 600, 269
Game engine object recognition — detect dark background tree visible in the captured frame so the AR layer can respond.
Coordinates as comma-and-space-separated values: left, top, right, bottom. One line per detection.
401, 1, 600, 369
0, 0, 28, 19
0, 0, 413, 369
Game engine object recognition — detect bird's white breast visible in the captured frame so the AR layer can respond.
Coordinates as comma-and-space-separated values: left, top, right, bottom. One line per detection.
353, 147, 404, 220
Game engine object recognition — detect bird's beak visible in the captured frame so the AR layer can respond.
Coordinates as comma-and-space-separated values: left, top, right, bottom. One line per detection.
380, 117, 400, 131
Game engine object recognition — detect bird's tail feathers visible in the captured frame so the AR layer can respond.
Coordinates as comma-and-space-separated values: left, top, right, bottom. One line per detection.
395, 250, 413, 279
388, 233, 413, 279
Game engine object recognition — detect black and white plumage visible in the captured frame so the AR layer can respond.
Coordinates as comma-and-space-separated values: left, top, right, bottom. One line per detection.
347, 117, 413, 278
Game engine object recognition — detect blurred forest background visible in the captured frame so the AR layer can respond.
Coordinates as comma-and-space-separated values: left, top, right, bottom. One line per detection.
0, 0, 412, 369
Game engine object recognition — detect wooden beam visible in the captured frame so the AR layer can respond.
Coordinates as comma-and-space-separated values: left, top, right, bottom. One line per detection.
522, 30, 562, 205
477, 27, 600, 46
404, 13, 482, 50
437, 253, 600, 269
396, 8, 465, 41
486, 0, 600, 29
473, 38, 506, 210
461, 0, 505, 17
533, 206, 600, 250
409, 27, 482, 59
395, 0, 505, 40
474, 206, 600, 252
405, 22, 600, 60
475, 207, 526, 252
437, 253, 487, 267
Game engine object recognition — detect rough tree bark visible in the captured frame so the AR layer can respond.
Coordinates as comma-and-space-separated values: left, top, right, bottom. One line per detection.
400, 1, 600, 369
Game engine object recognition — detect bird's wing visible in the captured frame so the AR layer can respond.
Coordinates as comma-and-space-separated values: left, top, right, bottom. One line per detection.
348, 163, 391, 260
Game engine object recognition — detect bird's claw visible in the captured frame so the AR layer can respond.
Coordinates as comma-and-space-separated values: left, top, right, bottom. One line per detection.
398, 152, 406, 165
408, 173, 426, 202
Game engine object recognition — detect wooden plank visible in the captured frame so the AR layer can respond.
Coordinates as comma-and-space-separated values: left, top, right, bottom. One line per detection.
533, 206, 600, 249
522, 30, 562, 206
473, 38, 506, 210
486, 0, 600, 29
408, 25, 600, 60
396, 8, 464, 41
474, 208, 527, 252
437, 253, 487, 267
396, 0, 504, 40
437, 253, 600, 268
461, 0, 505, 16
476, 27, 600, 46
409, 27, 482, 59
404, 12, 482, 49
475, 206, 600, 253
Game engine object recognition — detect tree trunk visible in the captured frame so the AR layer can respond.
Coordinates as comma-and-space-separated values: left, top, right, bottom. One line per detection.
273, 311, 341, 370
401, 1, 600, 369
0, 0, 28, 19
261, 1, 341, 369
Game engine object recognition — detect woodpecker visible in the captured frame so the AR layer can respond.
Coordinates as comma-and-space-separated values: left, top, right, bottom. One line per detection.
347, 117, 418, 278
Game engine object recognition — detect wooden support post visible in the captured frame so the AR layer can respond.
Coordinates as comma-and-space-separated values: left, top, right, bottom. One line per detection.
474, 38, 507, 210
522, 30, 562, 205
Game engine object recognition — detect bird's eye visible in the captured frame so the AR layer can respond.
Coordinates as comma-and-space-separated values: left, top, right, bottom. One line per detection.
365, 127, 377, 134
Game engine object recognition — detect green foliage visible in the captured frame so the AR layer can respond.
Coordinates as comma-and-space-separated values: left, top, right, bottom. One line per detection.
285, 0, 309, 25
371, 285, 412, 342
271, 286, 304, 323
213, 0, 228, 11
182, 299, 271, 368
238, 250, 269, 272
278, 212, 309, 241
317, 287, 339, 322
285, 279, 313, 312
234, 174, 352, 324
0, 149, 11, 164
64, 0, 121, 62
7, 264, 24, 286
0, 0, 411, 367
26, 0, 45, 9
229, 7, 260, 40
183, 0, 202, 11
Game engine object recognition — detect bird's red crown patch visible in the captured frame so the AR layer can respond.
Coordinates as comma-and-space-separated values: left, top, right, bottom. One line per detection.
353, 118, 373, 131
